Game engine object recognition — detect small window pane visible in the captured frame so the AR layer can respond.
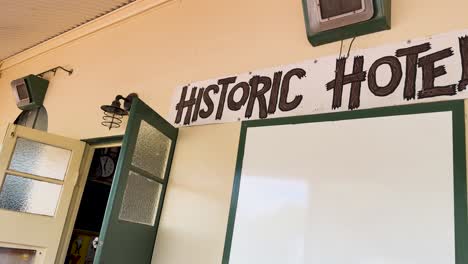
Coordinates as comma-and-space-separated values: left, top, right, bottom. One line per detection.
131, 120, 171, 179
119, 171, 162, 226
320, 0, 363, 19
9, 138, 71, 180
0, 175, 62, 216
0, 247, 36, 264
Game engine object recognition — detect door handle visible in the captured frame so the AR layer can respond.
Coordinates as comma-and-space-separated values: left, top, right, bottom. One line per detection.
92, 237, 103, 249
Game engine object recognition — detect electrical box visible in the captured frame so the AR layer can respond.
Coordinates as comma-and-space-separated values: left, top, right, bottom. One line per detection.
11, 75, 49, 110
303, 0, 391, 46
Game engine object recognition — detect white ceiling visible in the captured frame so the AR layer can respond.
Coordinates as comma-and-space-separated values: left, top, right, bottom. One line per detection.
0, 0, 137, 60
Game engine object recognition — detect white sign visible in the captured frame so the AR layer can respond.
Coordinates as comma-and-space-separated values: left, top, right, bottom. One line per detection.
169, 30, 468, 127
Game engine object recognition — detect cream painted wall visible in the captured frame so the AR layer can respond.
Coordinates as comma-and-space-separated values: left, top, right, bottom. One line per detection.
1, 0, 468, 263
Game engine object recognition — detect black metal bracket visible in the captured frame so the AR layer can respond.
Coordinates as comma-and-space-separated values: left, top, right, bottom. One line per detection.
37, 66, 73, 78
0, 61, 4, 78
116, 93, 138, 111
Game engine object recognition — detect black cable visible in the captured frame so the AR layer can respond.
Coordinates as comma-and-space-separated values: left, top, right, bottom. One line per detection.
346, 37, 357, 59
339, 40, 344, 58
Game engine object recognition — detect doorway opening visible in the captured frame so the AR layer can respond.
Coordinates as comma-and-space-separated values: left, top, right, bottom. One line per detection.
64, 145, 121, 264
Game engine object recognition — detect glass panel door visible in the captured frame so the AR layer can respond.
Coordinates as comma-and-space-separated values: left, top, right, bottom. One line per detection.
0, 124, 86, 264
94, 98, 178, 264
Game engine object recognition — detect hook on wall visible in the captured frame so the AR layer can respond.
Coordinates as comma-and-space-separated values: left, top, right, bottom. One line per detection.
37, 66, 73, 78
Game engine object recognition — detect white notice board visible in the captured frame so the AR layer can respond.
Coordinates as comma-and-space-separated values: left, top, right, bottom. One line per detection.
223, 102, 468, 264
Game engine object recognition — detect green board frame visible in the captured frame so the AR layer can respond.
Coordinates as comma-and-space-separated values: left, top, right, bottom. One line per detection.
222, 100, 468, 263
302, 0, 391, 46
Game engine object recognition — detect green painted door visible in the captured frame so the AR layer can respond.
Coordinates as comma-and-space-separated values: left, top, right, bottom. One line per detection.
94, 98, 178, 264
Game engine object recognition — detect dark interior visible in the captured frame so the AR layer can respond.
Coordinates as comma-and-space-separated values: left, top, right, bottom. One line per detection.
64, 146, 120, 264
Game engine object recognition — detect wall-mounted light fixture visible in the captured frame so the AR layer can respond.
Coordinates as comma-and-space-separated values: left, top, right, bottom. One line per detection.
100, 93, 138, 130
11, 66, 73, 110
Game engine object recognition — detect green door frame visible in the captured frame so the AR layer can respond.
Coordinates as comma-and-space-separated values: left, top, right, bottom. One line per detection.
222, 100, 468, 264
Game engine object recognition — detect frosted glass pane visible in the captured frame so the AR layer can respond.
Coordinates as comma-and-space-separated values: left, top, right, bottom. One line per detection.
0, 247, 36, 264
119, 171, 162, 226
0, 175, 62, 216
131, 120, 171, 179
9, 138, 71, 180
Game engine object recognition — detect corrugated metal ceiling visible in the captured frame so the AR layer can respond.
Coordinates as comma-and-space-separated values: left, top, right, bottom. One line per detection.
0, 0, 138, 60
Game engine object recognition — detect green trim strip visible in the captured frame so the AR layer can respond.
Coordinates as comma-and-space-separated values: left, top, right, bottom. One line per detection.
452, 103, 468, 264
222, 100, 468, 264
82, 135, 123, 145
